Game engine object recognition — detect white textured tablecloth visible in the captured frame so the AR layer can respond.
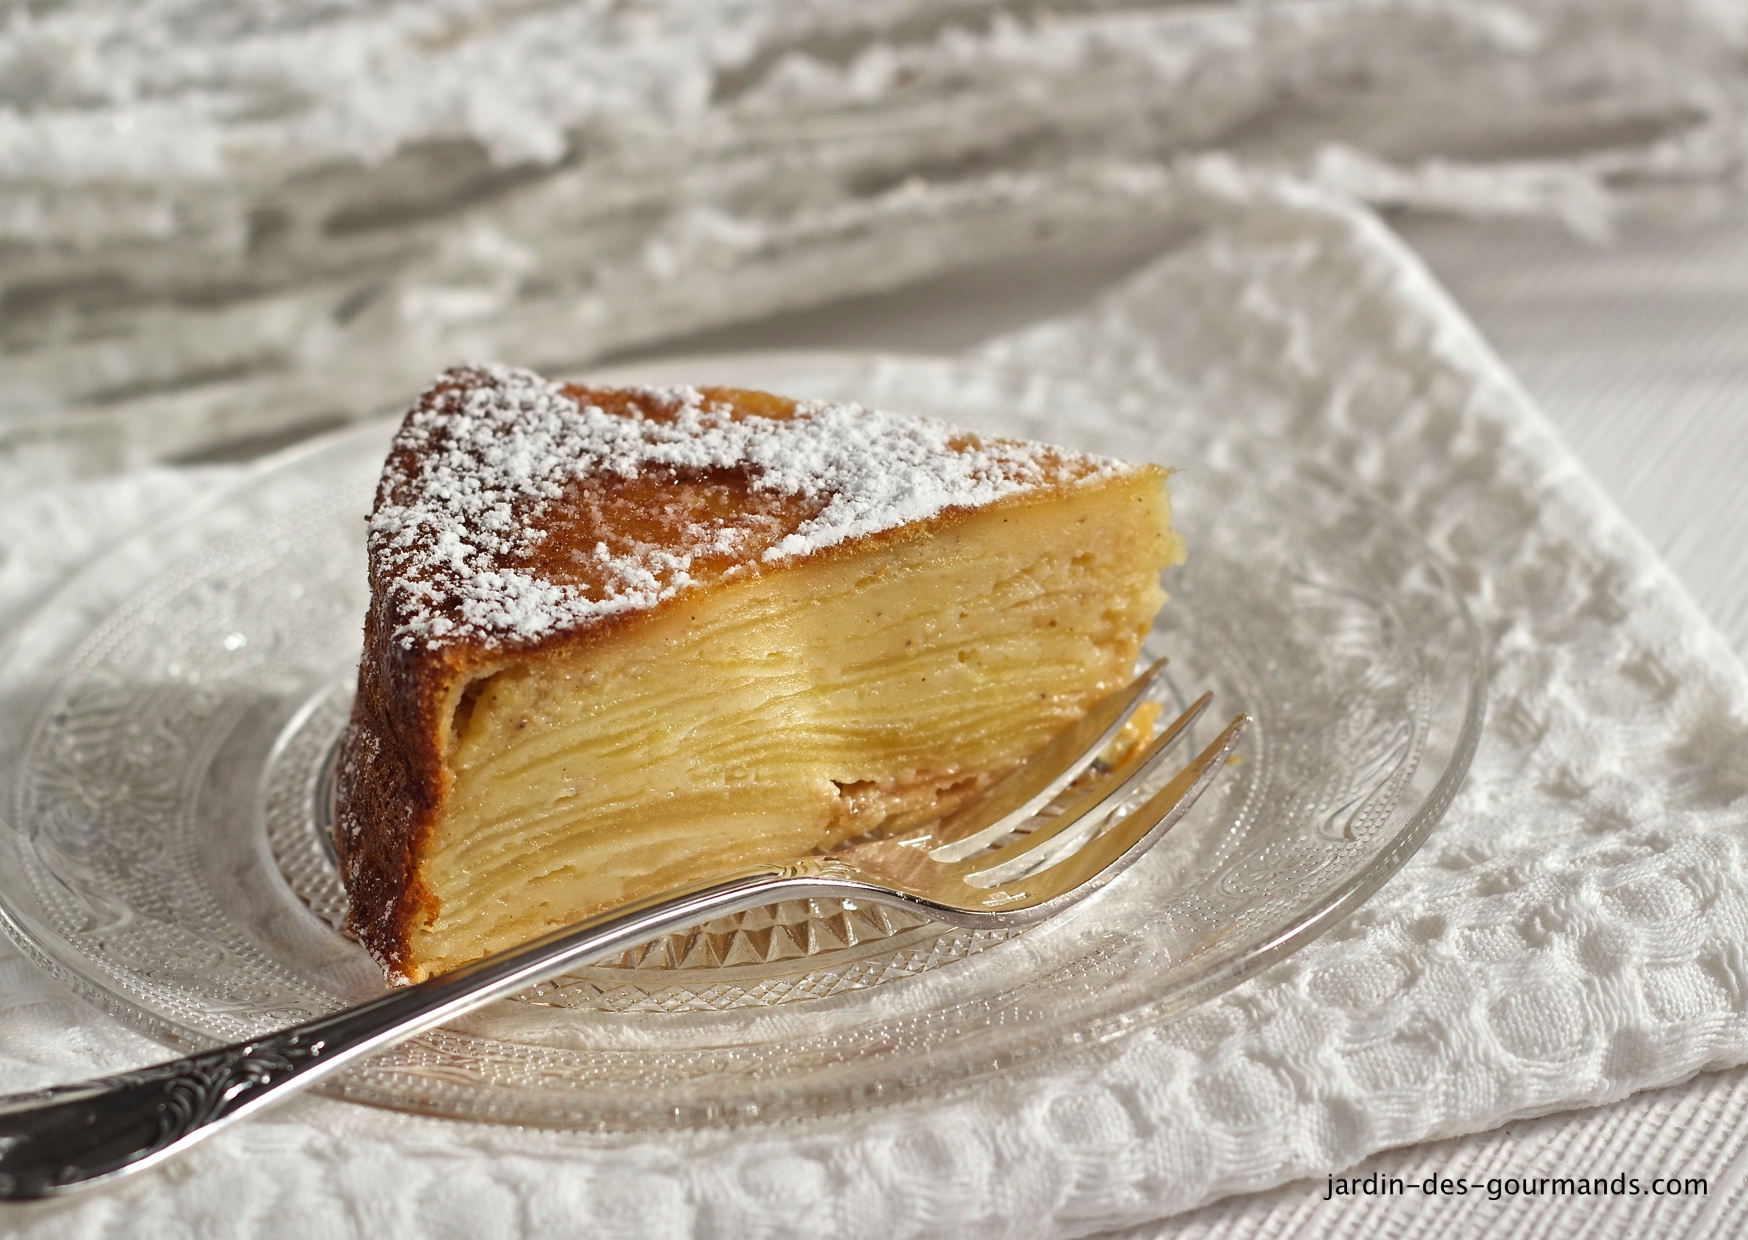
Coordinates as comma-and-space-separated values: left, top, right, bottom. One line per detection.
1103, 208, 1748, 1240
1, 167, 1747, 1238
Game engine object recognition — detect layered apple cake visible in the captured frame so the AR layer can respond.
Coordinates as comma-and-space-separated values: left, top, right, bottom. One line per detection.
335, 365, 1183, 982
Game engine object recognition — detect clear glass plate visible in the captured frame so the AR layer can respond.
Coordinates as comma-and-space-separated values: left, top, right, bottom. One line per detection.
0, 353, 1483, 1129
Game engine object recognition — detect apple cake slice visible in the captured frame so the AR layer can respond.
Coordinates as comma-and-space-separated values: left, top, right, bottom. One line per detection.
334, 365, 1183, 982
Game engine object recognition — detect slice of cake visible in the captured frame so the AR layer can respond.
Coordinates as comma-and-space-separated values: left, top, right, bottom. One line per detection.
335, 365, 1183, 983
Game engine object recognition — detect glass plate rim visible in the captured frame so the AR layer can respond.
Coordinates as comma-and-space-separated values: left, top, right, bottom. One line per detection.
0, 348, 1488, 1127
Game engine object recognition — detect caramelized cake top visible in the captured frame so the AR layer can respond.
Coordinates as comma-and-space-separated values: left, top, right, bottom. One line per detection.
368, 365, 1130, 653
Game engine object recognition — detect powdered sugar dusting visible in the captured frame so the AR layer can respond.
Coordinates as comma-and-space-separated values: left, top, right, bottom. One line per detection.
369, 365, 1122, 649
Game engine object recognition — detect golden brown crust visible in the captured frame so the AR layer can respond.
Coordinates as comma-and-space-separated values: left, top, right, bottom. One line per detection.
335, 367, 1145, 978
335, 585, 458, 979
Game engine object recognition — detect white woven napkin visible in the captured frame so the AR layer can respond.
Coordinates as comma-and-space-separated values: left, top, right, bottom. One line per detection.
4, 167, 1748, 1239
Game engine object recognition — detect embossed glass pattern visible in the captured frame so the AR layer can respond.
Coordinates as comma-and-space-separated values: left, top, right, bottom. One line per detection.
0, 354, 1482, 1129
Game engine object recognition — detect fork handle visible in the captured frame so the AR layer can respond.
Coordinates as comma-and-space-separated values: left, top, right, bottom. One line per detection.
0, 864, 867, 1199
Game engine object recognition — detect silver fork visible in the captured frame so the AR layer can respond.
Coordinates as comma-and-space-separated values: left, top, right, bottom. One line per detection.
0, 661, 1246, 1199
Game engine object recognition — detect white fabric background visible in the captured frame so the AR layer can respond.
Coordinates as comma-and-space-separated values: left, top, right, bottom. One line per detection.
1, 169, 1747, 1238
1089, 206, 1748, 1240
1097, 208, 1748, 1240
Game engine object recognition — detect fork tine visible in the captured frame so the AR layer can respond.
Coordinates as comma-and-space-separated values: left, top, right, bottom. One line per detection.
987, 712, 1250, 907
945, 690, 1213, 883
927, 657, 1171, 861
